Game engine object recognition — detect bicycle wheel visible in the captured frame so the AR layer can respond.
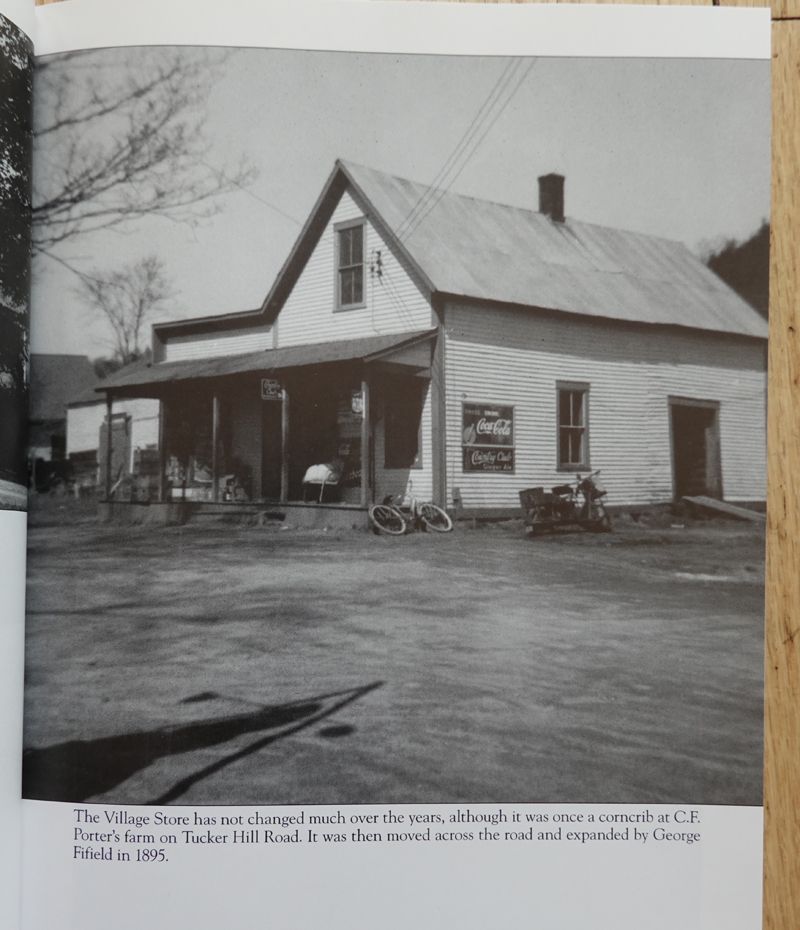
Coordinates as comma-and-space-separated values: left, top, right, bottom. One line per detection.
368, 504, 407, 536
418, 502, 453, 533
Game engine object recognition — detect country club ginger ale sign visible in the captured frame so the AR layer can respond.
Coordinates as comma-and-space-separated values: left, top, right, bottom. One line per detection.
462, 402, 515, 473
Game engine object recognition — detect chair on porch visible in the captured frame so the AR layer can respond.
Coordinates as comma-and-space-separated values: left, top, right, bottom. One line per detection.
301, 458, 344, 503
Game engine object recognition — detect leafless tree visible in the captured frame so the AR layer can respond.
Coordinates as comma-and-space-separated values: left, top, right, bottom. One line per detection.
76, 255, 171, 365
32, 48, 256, 266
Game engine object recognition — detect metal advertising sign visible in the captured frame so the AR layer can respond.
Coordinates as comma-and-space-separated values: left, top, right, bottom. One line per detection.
350, 389, 364, 416
260, 378, 282, 401
462, 402, 515, 472
462, 446, 515, 473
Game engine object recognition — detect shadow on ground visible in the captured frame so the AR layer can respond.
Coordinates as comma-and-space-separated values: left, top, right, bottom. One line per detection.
23, 681, 382, 804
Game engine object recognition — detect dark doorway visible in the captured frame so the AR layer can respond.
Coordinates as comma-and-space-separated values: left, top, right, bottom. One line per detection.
669, 398, 722, 499
261, 398, 283, 500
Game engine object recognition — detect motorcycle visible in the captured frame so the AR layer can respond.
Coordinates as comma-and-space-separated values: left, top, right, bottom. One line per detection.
519, 469, 612, 536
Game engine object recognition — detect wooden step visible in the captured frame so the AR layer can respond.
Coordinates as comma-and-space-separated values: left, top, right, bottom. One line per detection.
682, 495, 766, 524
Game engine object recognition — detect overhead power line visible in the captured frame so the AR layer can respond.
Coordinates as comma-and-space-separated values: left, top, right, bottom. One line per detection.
394, 57, 523, 242
399, 58, 537, 244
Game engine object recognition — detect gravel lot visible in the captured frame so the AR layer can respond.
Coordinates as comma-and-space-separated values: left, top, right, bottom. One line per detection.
22, 508, 764, 806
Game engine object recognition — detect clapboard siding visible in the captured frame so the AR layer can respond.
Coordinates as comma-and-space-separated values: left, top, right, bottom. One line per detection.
163, 326, 273, 362
277, 190, 433, 347
67, 404, 106, 456
67, 399, 160, 459
444, 302, 766, 509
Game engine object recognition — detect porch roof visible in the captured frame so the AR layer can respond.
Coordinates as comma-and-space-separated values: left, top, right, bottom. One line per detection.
97, 330, 436, 397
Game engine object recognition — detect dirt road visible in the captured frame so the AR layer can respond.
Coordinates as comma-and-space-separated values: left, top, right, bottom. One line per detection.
22, 515, 764, 806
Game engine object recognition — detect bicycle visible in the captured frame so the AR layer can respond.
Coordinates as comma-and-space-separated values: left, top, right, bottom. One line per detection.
368, 484, 453, 535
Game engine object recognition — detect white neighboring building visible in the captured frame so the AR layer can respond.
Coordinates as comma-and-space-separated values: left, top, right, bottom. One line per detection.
67, 385, 159, 488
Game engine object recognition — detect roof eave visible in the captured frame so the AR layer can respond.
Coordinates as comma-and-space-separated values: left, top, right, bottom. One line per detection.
337, 161, 437, 301
153, 308, 265, 339
259, 160, 436, 322
258, 162, 347, 319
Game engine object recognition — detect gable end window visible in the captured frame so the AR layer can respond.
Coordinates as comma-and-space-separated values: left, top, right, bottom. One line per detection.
557, 382, 589, 471
335, 220, 365, 310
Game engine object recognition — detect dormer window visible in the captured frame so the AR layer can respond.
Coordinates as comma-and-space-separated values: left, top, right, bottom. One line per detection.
335, 219, 365, 310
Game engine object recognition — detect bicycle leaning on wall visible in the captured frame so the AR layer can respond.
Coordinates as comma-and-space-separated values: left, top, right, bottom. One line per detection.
368, 482, 453, 536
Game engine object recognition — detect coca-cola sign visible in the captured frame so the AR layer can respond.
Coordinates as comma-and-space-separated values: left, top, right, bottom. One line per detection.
462, 402, 515, 472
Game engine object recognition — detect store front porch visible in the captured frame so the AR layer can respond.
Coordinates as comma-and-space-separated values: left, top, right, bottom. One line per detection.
96, 330, 439, 523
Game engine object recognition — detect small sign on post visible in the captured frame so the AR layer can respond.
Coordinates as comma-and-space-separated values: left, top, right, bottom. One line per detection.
351, 389, 364, 416
261, 378, 282, 401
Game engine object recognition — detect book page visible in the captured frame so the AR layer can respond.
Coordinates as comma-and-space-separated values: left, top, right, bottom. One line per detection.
17, 2, 770, 928
0, 10, 32, 930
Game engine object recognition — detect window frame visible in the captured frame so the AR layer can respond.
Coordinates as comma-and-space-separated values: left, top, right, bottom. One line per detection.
556, 381, 590, 472
334, 218, 367, 312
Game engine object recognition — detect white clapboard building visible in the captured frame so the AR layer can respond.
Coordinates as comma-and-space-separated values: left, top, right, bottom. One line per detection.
67, 374, 160, 492
99, 160, 767, 516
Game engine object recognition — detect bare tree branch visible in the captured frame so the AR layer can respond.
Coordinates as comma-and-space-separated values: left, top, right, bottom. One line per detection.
75, 255, 172, 364
32, 48, 257, 258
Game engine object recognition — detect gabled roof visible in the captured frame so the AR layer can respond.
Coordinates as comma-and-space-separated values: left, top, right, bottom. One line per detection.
261, 159, 767, 340
29, 354, 96, 421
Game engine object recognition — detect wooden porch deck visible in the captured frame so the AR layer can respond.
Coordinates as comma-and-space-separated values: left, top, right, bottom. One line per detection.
98, 498, 369, 530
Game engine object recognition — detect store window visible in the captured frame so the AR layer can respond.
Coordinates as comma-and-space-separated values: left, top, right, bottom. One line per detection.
336, 220, 365, 310
557, 382, 589, 470
384, 380, 424, 469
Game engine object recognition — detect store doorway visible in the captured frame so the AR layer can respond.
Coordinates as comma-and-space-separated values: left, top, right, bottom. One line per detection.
261, 397, 283, 500
669, 398, 722, 499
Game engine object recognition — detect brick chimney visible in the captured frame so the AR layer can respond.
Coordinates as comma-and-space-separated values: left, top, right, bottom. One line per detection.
538, 173, 565, 223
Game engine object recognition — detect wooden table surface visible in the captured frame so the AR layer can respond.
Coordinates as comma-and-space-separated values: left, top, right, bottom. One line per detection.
31, 0, 800, 927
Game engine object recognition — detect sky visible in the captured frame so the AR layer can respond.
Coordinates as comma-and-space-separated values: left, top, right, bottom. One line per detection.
30, 48, 770, 358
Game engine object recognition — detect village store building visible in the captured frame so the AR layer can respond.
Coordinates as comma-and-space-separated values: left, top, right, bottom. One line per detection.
98, 160, 767, 521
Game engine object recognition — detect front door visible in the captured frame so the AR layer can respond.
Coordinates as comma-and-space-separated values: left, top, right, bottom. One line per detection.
261, 398, 283, 500
669, 398, 722, 499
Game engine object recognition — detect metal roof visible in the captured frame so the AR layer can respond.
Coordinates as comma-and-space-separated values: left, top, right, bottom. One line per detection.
339, 160, 768, 340
99, 330, 436, 395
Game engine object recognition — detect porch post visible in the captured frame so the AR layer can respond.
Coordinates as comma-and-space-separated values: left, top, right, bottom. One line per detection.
104, 393, 113, 499
360, 374, 371, 507
211, 392, 220, 502
280, 386, 290, 503
157, 397, 167, 503
430, 314, 448, 508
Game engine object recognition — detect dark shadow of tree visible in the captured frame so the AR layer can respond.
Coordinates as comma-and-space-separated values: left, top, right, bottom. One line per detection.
23, 681, 382, 805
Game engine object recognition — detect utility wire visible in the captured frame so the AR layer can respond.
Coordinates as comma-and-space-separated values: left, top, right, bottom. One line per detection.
199, 157, 302, 226
400, 59, 537, 244
394, 58, 523, 242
